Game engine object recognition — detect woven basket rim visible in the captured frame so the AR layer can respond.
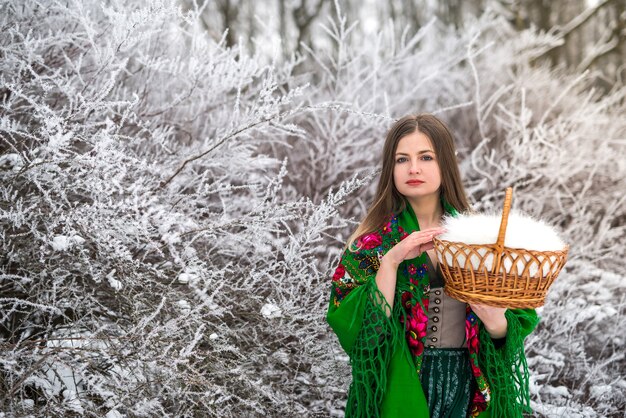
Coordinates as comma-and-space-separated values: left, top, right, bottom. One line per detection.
432, 238, 570, 254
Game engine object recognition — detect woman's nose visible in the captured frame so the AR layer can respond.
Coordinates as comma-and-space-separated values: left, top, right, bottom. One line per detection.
409, 162, 421, 174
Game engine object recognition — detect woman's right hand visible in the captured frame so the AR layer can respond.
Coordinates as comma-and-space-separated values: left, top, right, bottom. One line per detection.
382, 227, 446, 267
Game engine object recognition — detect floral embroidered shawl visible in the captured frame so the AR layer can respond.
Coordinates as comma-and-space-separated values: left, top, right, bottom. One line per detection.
327, 201, 539, 418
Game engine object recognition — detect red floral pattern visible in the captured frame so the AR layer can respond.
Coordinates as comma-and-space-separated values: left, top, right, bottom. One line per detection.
357, 232, 382, 250
405, 298, 429, 357
332, 264, 345, 281
408, 264, 417, 275
466, 320, 480, 354
466, 309, 490, 413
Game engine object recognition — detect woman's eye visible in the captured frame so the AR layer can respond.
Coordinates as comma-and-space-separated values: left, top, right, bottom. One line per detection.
396, 157, 408, 163
421, 155, 434, 161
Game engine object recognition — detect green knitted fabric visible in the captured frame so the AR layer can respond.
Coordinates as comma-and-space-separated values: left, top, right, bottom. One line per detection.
342, 280, 408, 417
327, 202, 539, 417
477, 309, 539, 418
327, 214, 420, 417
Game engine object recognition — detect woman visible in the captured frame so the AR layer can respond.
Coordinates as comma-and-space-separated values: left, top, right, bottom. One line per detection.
327, 114, 538, 417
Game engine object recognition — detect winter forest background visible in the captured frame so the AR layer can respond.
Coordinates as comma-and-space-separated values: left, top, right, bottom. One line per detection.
0, 0, 624, 416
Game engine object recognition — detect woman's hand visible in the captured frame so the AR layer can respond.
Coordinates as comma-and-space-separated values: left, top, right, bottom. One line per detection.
470, 304, 508, 338
375, 227, 445, 316
382, 227, 446, 268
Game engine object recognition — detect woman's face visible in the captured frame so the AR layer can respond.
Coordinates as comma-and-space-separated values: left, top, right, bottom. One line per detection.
393, 131, 442, 200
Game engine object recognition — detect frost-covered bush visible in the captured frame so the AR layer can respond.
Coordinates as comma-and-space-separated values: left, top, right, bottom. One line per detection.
0, 0, 328, 416
1, 0, 624, 417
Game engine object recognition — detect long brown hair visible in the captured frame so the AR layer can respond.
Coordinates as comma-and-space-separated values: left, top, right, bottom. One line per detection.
347, 114, 470, 248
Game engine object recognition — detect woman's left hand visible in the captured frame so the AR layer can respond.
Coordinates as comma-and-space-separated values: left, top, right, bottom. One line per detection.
470, 304, 508, 338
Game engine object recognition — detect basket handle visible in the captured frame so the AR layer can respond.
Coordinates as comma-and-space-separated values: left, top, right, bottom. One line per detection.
492, 187, 513, 273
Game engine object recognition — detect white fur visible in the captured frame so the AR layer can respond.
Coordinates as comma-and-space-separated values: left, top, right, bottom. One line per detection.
439, 210, 565, 251
437, 210, 567, 277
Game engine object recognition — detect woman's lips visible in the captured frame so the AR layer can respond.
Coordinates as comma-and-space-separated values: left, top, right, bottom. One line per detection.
406, 180, 424, 185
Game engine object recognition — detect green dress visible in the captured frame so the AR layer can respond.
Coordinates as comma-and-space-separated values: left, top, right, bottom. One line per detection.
327, 201, 539, 417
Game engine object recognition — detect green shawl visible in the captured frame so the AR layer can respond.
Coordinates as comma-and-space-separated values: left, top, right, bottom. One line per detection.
327, 202, 539, 418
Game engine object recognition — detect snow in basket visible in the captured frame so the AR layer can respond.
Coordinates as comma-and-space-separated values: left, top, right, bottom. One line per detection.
437, 211, 566, 277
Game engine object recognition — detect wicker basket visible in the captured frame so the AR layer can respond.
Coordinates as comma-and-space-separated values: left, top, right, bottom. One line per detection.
433, 187, 569, 308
